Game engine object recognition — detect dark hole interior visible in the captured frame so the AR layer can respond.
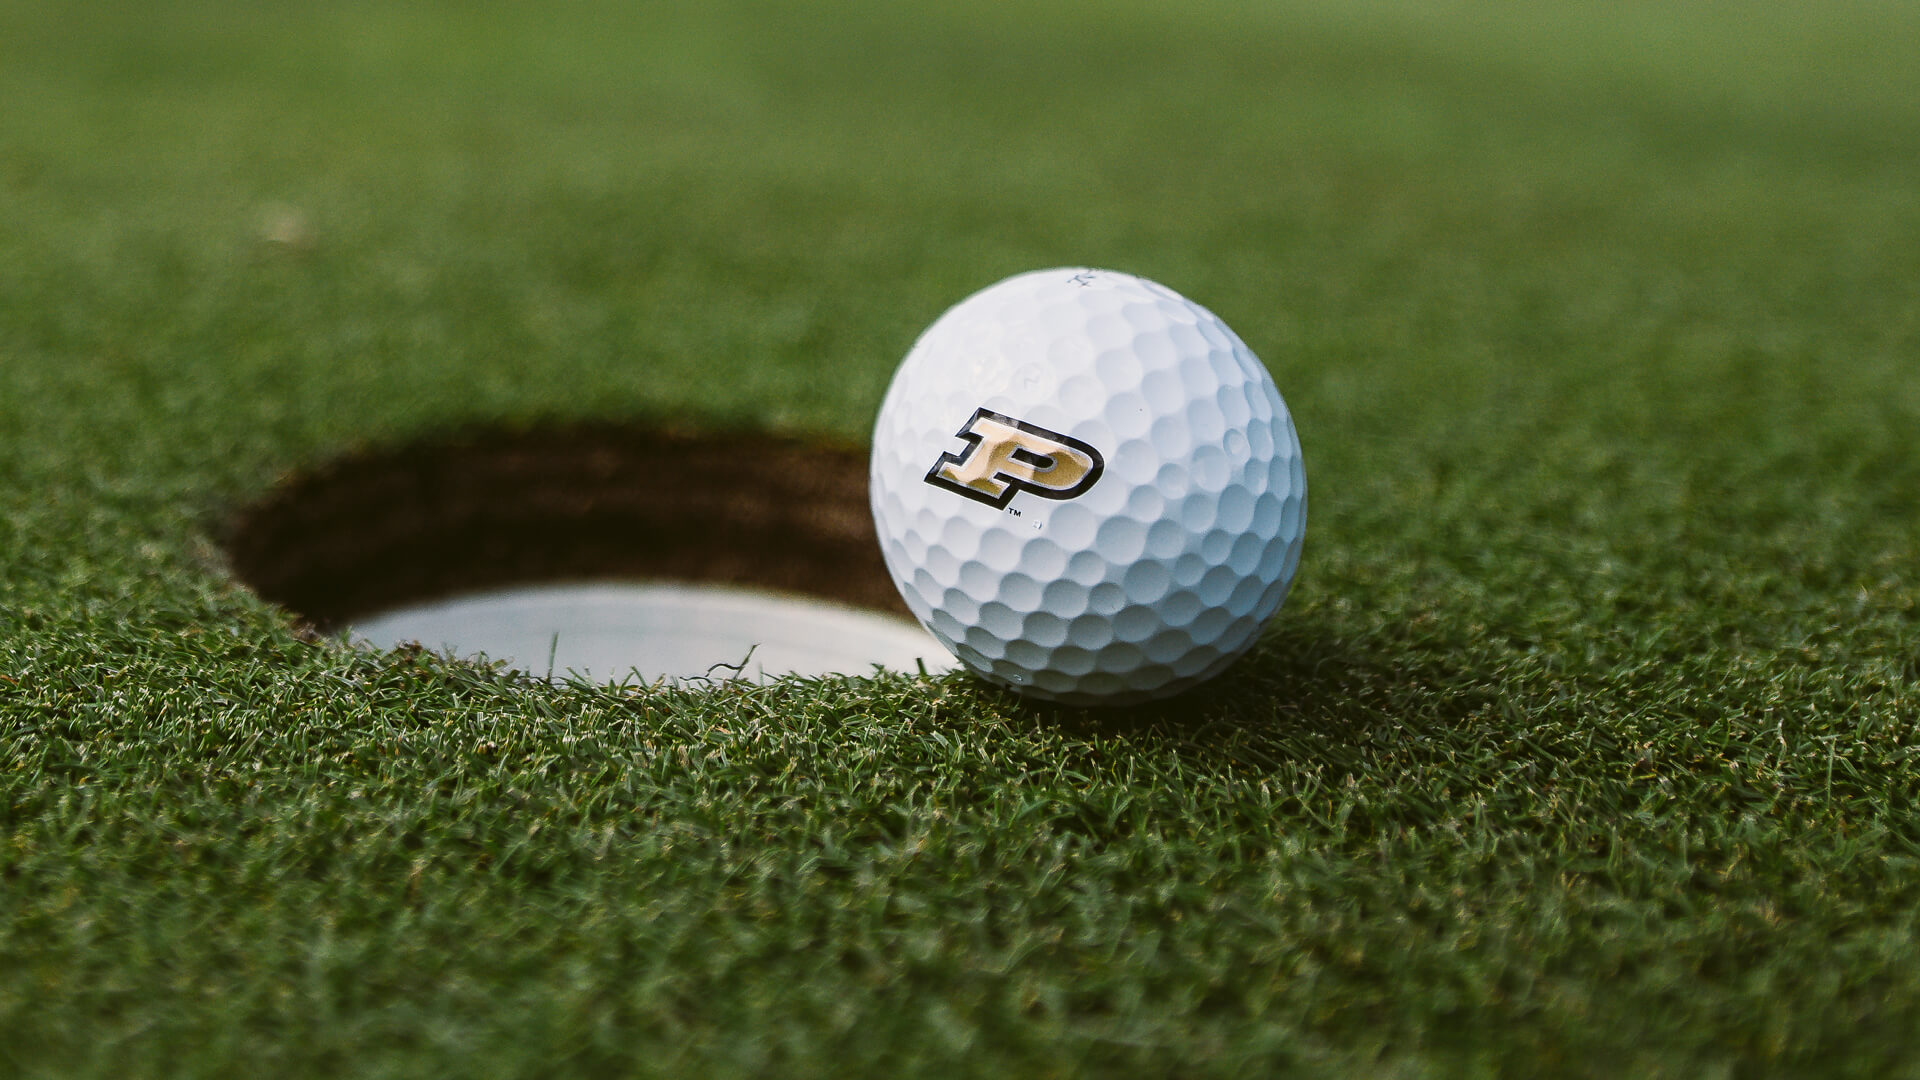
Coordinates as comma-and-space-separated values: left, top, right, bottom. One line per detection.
222, 424, 910, 632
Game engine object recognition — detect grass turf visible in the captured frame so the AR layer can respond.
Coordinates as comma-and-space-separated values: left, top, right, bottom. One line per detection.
3, 0, 1919, 1074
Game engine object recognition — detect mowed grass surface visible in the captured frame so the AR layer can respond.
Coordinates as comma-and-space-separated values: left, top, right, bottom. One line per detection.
4, 1, 1920, 1074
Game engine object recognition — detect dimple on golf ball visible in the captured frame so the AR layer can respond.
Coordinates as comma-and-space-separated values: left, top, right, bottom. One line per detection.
869, 268, 1306, 706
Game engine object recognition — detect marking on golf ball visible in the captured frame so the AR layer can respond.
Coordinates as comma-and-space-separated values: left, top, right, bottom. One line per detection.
870, 267, 1306, 706
924, 408, 1106, 510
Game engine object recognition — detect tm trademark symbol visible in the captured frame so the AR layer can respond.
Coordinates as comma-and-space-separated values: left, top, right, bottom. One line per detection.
1007, 507, 1022, 517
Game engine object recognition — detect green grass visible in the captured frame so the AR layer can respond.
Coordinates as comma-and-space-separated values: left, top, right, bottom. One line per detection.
4, 0, 1920, 1074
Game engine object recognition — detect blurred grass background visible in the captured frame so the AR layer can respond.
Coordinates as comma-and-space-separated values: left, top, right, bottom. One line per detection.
2, 1, 1918, 1075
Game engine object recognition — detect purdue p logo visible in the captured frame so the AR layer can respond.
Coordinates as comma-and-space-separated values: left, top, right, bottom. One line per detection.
925, 408, 1105, 509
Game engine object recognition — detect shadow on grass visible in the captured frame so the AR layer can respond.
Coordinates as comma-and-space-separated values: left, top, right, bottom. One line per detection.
983, 616, 1507, 782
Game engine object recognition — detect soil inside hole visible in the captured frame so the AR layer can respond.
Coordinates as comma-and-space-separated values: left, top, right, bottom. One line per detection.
223, 424, 910, 632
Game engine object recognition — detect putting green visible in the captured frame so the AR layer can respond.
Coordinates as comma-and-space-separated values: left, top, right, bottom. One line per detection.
1, 1, 1917, 1076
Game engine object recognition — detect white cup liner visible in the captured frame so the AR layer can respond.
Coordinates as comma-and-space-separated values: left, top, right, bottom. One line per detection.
346, 582, 955, 684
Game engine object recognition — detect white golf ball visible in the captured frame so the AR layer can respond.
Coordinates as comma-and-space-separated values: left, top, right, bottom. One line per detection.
869, 268, 1306, 705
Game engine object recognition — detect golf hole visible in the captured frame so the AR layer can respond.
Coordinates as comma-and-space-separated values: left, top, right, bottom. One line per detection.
223, 424, 954, 683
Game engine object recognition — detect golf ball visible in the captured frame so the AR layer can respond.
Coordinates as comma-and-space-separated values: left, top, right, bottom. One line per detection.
869, 268, 1305, 705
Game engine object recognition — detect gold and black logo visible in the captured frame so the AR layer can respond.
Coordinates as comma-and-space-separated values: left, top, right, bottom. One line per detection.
924, 408, 1105, 509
